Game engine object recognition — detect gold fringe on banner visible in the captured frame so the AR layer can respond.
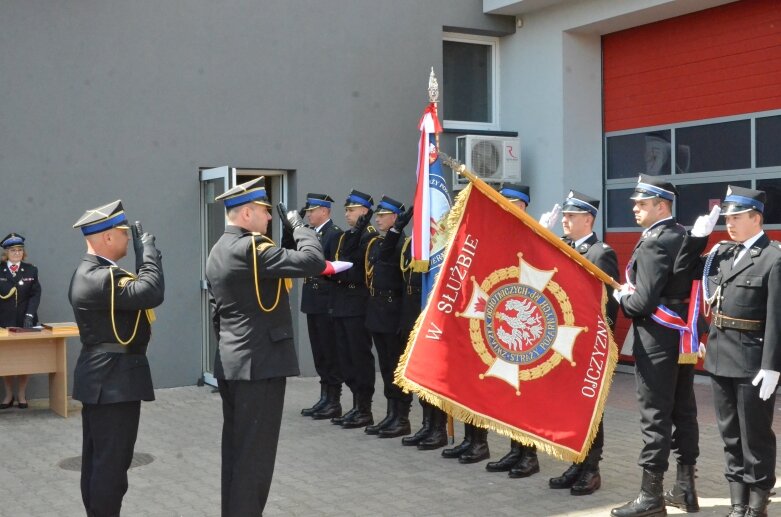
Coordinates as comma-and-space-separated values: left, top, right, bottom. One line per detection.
394, 172, 621, 463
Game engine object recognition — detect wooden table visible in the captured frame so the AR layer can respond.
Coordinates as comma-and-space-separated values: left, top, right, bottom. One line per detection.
0, 329, 79, 417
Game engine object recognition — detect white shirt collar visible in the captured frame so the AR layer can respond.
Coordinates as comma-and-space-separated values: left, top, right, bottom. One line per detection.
90, 253, 118, 267
314, 219, 331, 233
738, 230, 764, 250
645, 216, 673, 234
573, 233, 594, 248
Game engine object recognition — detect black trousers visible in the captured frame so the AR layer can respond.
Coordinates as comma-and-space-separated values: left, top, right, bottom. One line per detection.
306, 313, 342, 387
634, 339, 699, 471
711, 375, 777, 490
372, 331, 412, 403
81, 401, 141, 517
218, 377, 286, 517
333, 316, 375, 396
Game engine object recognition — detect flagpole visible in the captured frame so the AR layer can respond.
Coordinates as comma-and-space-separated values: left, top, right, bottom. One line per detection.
427, 68, 455, 444
441, 154, 621, 290
428, 67, 441, 157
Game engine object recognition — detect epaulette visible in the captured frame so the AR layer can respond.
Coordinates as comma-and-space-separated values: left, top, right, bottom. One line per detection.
331, 224, 342, 232
117, 276, 133, 288
366, 225, 376, 233
601, 243, 613, 250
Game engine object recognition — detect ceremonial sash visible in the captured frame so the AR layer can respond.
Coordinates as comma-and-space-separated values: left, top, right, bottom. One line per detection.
625, 261, 701, 364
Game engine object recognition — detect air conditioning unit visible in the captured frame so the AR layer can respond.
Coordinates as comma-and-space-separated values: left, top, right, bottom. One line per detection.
454, 135, 521, 188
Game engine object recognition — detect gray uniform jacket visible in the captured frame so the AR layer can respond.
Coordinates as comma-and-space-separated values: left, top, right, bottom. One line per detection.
676, 233, 781, 377
69, 244, 164, 405
207, 224, 325, 381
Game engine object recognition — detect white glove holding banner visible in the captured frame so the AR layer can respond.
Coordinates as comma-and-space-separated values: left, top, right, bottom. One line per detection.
611, 283, 634, 303
321, 260, 353, 275
690, 205, 721, 237
539, 203, 562, 231
752, 369, 780, 401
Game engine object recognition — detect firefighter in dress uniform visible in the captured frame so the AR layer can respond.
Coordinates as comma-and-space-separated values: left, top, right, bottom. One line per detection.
398, 207, 449, 451
363, 196, 414, 438
675, 185, 780, 517
206, 177, 325, 516
546, 191, 618, 496
69, 201, 164, 517
297, 193, 345, 420
0, 233, 42, 409
329, 189, 380, 429
611, 175, 700, 517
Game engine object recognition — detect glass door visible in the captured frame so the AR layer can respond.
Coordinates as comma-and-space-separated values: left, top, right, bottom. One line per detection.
199, 166, 231, 386
199, 167, 288, 386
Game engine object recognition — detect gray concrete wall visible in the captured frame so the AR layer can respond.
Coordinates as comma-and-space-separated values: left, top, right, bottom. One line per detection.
0, 0, 513, 397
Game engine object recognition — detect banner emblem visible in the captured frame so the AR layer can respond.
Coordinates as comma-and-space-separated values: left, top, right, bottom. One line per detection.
459, 255, 585, 392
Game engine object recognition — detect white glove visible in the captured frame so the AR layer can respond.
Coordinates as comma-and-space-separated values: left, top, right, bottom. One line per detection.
539, 204, 562, 231
752, 369, 780, 401
612, 284, 634, 303
690, 205, 721, 237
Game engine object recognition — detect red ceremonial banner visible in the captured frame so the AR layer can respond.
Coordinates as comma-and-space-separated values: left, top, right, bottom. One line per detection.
396, 180, 618, 462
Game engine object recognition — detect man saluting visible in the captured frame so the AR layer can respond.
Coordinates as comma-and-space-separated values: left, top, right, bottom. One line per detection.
206, 177, 325, 516
70, 200, 164, 517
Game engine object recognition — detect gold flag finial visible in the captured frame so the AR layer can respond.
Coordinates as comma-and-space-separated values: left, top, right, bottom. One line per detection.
428, 67, 439, 103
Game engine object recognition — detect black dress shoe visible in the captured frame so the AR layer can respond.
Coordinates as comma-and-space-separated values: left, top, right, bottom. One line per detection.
458, 443, 489, 464
571, 469, 601, 496
17, 401, 28, 409
549, 463, 583, 489
441, 438, 471, 458
508, 451, 540, 478
0, 398, 14, 410
486, 446, 523, 473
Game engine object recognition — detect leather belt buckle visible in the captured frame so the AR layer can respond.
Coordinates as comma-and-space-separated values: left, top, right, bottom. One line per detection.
713, 313, 763, 331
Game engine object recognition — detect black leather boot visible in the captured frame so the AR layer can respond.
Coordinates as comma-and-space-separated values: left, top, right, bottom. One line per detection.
571, 466, 601, 496
549, 463, 582, 489
663, 464, 698, 512
442, 423, 472, 458
331, 392, 356, 425
312, 385, 342, 420
365, 399, 395, 435
726, 482, 748, 517
486, 440, 523, 472
301, 385, 327, 416
341, 393, 372, 429
745, 487, 771, 517
402, 402, 432, 446
458, 427, 489, 464
610, 469, 666, 517
379, 398, 411, 438
418, 407, 448, 450
509, 446, 540, 478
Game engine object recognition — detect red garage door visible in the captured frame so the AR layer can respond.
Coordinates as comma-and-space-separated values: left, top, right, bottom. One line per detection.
601, 0, 781, 359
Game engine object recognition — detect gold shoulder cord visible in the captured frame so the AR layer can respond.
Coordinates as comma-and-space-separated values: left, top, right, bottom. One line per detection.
364, 236, 380, 289
400, 237, 412, 273
251, 234, 284, 313
334, 233, 346, 261
0, 287, 17, 303
109, 267, 143, 345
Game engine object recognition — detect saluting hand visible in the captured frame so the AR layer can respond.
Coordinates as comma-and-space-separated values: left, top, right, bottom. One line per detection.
355, 208, 374, 233
392, 206, 414, 233
277, 203, 305, 234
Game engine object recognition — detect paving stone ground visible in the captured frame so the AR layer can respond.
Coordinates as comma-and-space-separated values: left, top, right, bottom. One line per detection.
1, 371, 780, 516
